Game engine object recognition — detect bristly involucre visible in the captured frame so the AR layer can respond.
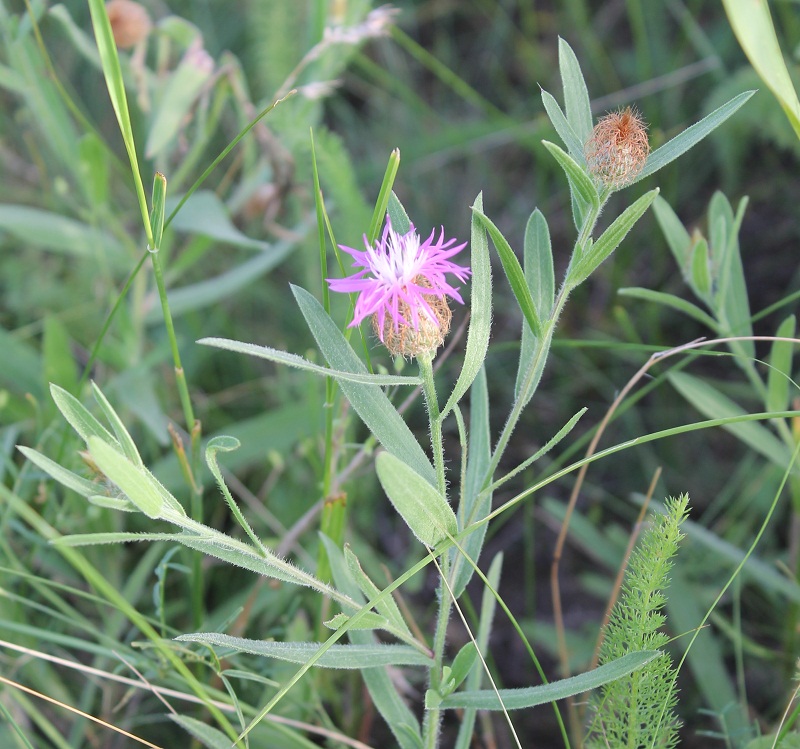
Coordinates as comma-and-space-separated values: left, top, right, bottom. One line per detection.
584, 106, 650, 189
327, 216, 470, 357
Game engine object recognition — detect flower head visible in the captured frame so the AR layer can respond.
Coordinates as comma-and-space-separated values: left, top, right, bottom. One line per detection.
328, 217, 470, 357
584, 106, 650, 189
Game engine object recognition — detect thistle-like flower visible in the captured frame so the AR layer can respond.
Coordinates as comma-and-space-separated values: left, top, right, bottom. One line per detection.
584, 106, 650, 189
328, 217, 470, 357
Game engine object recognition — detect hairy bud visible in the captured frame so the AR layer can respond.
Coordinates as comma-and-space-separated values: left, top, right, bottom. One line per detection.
584, 106, 650, 189
106, 0, 152, 50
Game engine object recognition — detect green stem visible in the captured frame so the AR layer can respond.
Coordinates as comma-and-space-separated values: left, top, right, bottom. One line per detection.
419, 353, 446, 496
422, 556, 452, 749
417, 352, 450, 748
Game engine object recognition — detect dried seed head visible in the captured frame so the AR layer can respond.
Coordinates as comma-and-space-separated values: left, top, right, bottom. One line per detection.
584, 106, 650, 189
106, 0, 152, 49
372, 275, 453, 359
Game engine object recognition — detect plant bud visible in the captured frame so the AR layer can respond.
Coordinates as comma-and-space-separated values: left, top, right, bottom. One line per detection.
106, 0, 152, 50
584, 106, 650, 189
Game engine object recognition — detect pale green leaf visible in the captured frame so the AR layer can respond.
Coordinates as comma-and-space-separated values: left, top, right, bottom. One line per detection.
767, 315, 796, 414
559, 37, 593, 145
442, 192, 492, 418
376, 452, 458, 548
652, 195, 691, 277
171, 715, 231, 749
199, 337, 421, 386
146, 54, 213, 158
722, 0, 800, 138
17, 446, 99, 498
50, 384, 119, 449
388, 191, 412, 234
87, 437, 163, 518
432, 651, 660, 710
542, 141, 598, 211
633, 91, 755, 184
176, 633, 433, 668
669, 371, 794, 469
471, 208, 542, 338
618, 288, 719, 331
324, 612, 391, 631
569, 189, 659, 285
541, 89, 584, 160
0, 205, 122, 257
91, 381, 143, 467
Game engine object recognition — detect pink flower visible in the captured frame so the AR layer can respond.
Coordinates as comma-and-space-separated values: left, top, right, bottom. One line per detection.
328, 218, 470, 347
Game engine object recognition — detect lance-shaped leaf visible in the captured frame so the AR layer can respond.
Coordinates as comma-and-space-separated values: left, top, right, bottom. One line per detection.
376, 452, 458, 548
569, 189, 659, 286
176, 633, 433, 669
542, 140, 598, 211
559, 37, 593, 146
633, 91, 755, 185
428, 651, 659, 710
199, 337, 421, 386
87, 437, 163, 519
442, 192, 492, 418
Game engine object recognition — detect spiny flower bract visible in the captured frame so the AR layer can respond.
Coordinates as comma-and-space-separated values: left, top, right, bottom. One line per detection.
327, 217, 470, 356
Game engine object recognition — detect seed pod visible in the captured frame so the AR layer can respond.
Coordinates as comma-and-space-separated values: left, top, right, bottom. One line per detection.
584, 106, 650, 189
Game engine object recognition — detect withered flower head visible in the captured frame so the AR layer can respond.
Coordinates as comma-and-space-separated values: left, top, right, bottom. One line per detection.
584, 106, 650, 189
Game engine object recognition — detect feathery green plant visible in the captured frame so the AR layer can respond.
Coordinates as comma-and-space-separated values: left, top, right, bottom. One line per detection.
585, 494, 690, 749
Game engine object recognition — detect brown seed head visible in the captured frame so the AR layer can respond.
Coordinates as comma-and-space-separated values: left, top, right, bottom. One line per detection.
106, 0, 152, 50
373, 276, 453, 359
584, 106, 650, 189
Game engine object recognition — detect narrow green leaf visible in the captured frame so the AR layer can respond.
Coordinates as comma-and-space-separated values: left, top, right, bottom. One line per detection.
447, 642, 478, 695
345, 546, 413, 639
471, 208, 542, 338
569, 189, 659, 285
542, 141, 598, 210
451, 367, 492, 598
50, 384, 119, 450
199, 337, 421, 386
432, 651, 660, 710
633, 91, 755, 184
292, 285, 436, 485
690, 235, 712, 299
167, 191, 275, 251
558, 37, 593, 144
767, 315, 796, 414
524, 209, 555, 320
171, 715, 230, 749
53, 532, 185, 546
150, 172, 167, 250
17, 447, 98, 499
668, 371, 794, 469
176, 633, 433, 669
541, 89, 584, 160
388, 191, 412, 234
442, 192, 492, 418
617, 288, 720, 331
722, 0, 800, 138
145, 56, 214, 158
147, 234, 298, 320
368, 149, 401, 244
324, 612, 391, 631
652, 195, 691, 277
0, 205, 123, 257
376, 452, 458, 548
87, 437, 163, 519
90, 381, 143, 468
